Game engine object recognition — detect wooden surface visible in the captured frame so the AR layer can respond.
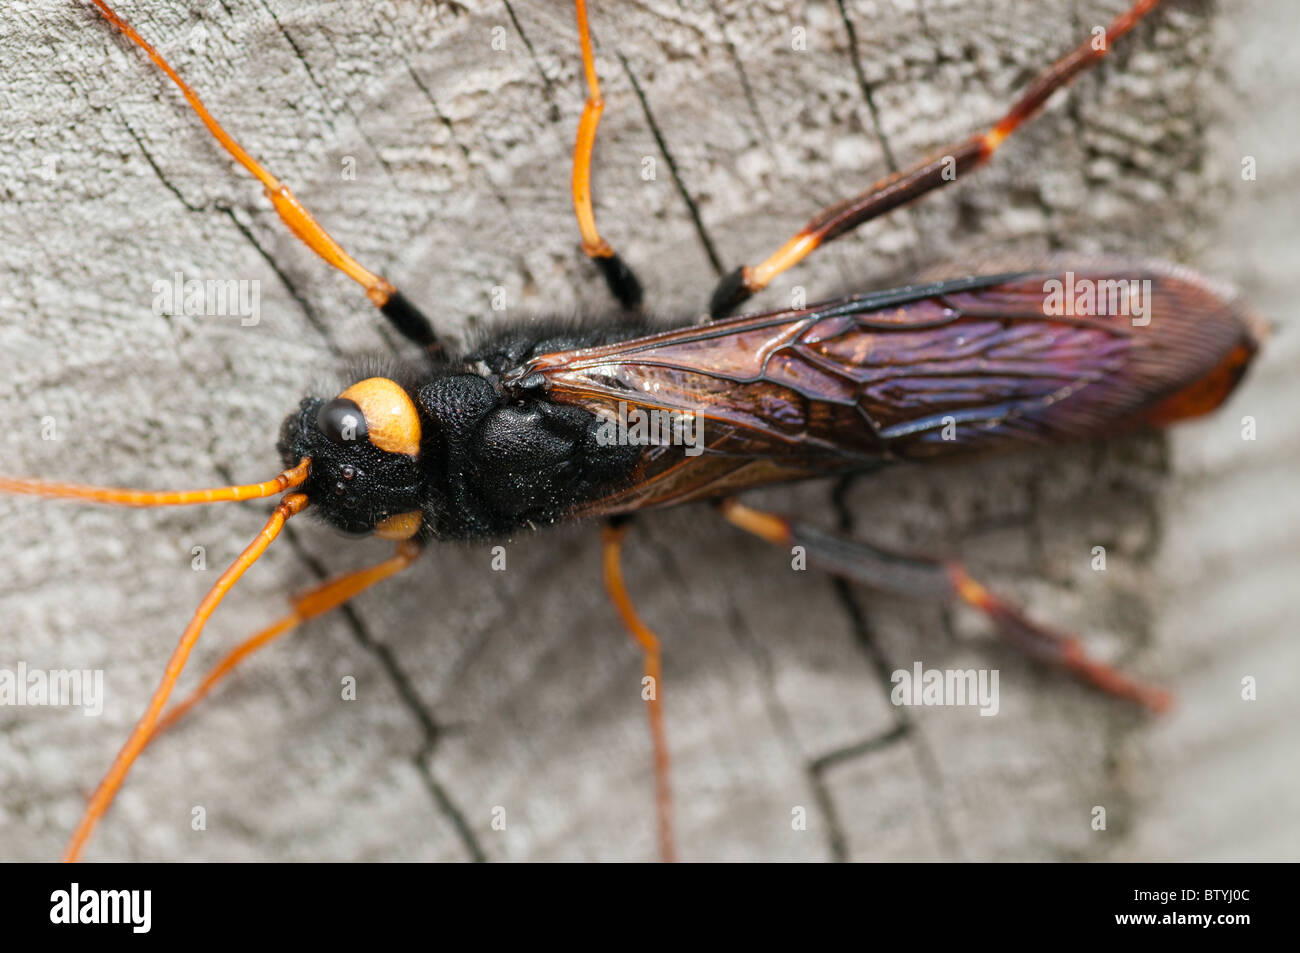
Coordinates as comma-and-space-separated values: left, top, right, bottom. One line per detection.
0, 0, 1295, 862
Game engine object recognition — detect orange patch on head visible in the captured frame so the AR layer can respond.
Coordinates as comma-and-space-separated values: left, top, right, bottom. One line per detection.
374, 510, 423, 540
338, 378, 421, 457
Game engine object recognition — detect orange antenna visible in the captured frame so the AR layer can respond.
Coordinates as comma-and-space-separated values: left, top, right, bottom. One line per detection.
62, 491, 310, 863
0, 458, 310, 507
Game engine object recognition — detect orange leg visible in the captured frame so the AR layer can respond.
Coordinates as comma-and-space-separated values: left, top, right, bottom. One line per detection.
62, 492, 310, 862
572, 0, 642, 310
65, 534, 419, 862
601, 520, 675, 862
146, 541, 422, 746
708, 0, 1164, 318
85, 0, 438, 352
719, 500, 1172, 713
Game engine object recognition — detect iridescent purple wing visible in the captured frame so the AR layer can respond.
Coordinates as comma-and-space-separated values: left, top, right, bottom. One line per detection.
514, 260, 1262, 515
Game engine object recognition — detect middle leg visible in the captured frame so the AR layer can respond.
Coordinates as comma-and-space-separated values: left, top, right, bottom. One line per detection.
571, 0, 644, 311
601, 518, 676, 862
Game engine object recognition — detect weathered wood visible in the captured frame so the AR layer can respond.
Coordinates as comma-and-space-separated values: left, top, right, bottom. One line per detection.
0, 0, 1295, 861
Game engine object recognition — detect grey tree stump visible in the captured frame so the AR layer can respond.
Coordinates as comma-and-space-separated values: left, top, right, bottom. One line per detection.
1, 0, 1295, 861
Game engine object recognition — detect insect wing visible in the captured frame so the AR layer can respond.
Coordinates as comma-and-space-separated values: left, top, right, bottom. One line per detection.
518, 261, 1261, 514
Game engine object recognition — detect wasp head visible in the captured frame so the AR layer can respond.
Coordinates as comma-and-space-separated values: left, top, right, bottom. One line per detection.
278, 377, 426, 539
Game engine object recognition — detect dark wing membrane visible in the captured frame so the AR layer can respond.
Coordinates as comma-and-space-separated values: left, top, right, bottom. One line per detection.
515, 261, 1262, 514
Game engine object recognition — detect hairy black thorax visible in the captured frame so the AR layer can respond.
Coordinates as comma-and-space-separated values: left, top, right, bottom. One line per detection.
278, 317, 655, 541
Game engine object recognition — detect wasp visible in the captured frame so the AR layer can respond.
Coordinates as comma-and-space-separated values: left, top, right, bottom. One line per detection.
0, 0, 1262, 862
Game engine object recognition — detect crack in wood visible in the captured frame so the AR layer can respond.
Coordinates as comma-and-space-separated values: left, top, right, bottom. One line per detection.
280, 522, 488, 863
502, 0, 562, 123
618, 53, 726, 277
834, 0, 900, 174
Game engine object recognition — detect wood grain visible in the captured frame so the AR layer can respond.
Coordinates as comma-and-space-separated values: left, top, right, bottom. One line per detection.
0, 0, 1294, 861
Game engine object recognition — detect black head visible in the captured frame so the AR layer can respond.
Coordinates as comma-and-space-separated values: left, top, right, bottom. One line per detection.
278, 377, 426, 539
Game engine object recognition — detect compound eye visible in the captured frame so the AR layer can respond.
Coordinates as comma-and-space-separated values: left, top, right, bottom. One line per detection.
316, 398, 368, 447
